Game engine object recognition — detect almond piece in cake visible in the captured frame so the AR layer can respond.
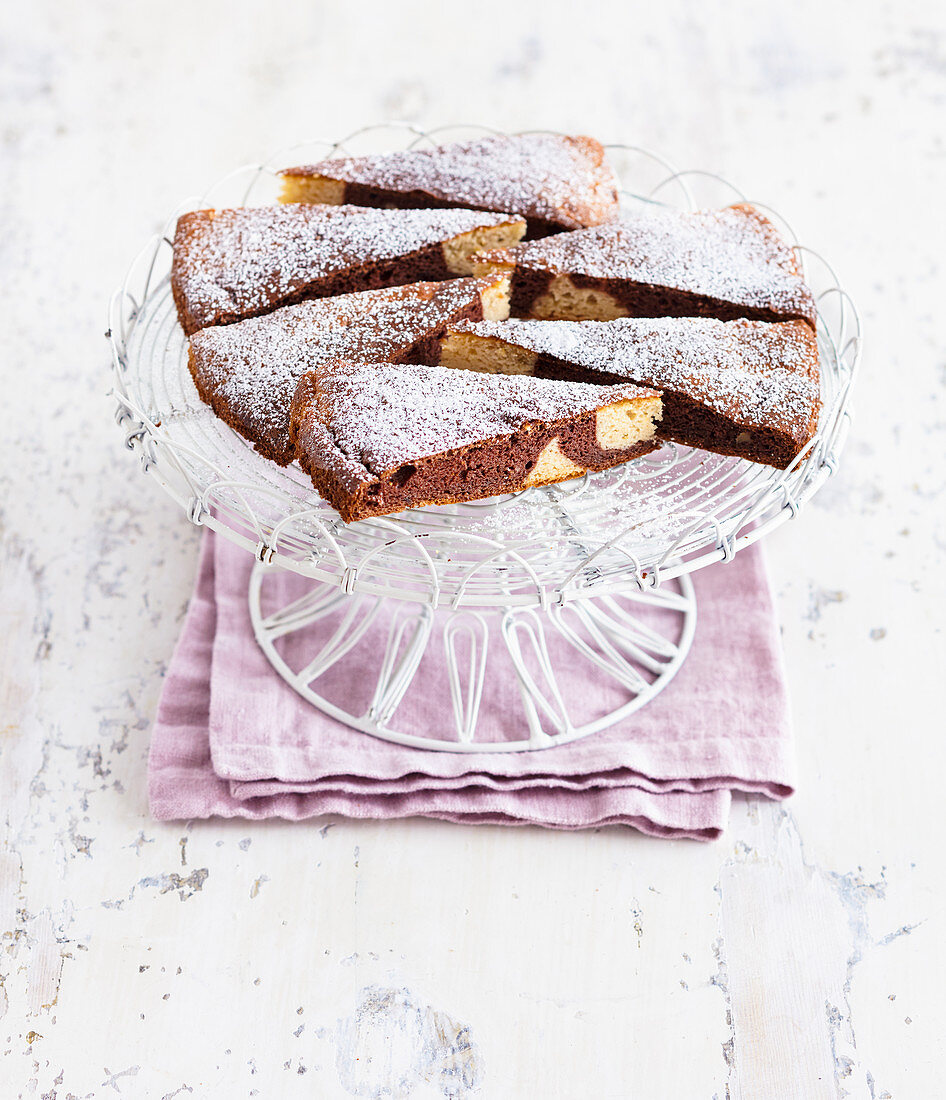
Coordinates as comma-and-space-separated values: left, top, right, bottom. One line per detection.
187, 276, 510, 465
170, 203, 524, 335
471, 203, 817, 328
279, 133, 619, 239
440, 316, 821, 470
290, 361, 662, 522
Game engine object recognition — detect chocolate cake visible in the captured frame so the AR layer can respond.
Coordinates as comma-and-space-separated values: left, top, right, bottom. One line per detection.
171, 203, 525, 335
279, 133, 619, 239
471, 202, 817, 328
440, 316, 821, 469
188, 276, 510, 465
290, 361, 662, 522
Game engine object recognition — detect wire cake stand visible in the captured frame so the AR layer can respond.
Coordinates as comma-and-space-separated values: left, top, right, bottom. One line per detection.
108, 124, 859, 752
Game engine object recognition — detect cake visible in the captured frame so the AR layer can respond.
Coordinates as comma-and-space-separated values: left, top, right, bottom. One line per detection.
440, 316, 821, 469
279, 133, 619, 238
171, 203, 525, 335
471, 202, 817, 328
290, 361, 662, 521
187, 276, 510, 464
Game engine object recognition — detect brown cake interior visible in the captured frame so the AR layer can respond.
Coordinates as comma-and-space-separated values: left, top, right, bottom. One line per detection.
495, 268, 814, 327
471, 203, 817, 329
290, 362, 662, 522
171, 205, 524, 336
439, 320, 820, 470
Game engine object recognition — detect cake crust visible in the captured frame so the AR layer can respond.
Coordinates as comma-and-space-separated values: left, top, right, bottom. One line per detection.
441, 316, 821, 469
171, 203, 524, 335
290, 361, 662, 521
279, 133, 619, 238
471, 203, 817, 328
187, 276, 510, 465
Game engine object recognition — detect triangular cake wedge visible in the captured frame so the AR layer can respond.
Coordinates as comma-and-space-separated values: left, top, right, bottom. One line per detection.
188, 276, 510, 465
279, 133, 618, 238
171, 203, 524, 334
471, 202, 817, 328
441, 317, 821, 469
290, 362, 662, 522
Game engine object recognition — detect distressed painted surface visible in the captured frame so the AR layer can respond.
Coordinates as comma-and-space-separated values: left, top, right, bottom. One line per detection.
715, 807, 916, 1099
1, 0, 944, 1095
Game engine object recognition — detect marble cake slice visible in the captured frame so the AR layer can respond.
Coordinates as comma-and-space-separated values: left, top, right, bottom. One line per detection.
187, 275, 510, 465
471, 202, 817, 328
440, 316, 821, 469
171, 203, 524, 335
279, 133, 619, 239
290, 361, 662, 522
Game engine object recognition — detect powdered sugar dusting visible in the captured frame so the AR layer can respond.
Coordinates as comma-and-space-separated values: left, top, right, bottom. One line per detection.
189, 278, 493, 454
453, 316, 819, 434
173, 203, 518, 330
313, 362, 654, 478
284, 134, 618, 230
488, 204, 814, 321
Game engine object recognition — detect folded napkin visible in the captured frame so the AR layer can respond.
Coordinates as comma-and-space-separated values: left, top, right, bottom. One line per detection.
149, 532, 795, 840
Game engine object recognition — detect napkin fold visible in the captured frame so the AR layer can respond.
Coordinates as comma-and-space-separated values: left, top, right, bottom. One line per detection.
149, 532, 795, 840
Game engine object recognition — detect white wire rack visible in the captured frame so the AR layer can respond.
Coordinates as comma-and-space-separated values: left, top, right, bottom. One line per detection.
108, 123, 859, 752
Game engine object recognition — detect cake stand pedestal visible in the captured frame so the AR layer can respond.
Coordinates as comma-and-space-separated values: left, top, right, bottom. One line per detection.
247, 562, 696, 752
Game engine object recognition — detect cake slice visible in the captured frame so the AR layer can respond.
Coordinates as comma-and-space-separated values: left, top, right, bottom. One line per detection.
171, 203, 524, 335
471, 202, 817, 328
279, 133, 619, 238
188, 276, 510, 464
290, 361, 662, 522
440, 317, 821, 469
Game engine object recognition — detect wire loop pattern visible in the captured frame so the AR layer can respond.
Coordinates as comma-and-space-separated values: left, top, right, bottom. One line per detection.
109, 124, 859, 750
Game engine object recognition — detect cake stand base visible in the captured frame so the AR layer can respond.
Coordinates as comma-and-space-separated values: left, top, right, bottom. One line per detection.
248, 563, 697, 753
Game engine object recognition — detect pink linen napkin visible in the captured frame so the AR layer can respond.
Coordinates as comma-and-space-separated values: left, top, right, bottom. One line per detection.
148, 532, 795, 839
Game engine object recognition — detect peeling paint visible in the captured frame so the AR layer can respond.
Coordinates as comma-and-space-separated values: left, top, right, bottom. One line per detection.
102, 1064, 140, 1092
335, 985, 481, 1098
128, 831, 154, 856
713, 805, 909, 1099
876, 922, 923, 946
630, 898, 643, 948
866, 1069, 892, 1100
805, 587, 847, 622
138, 869, 209, 902
103, 868, 210, 909
25, 910, 67, 1016
0, 547, 75, 1036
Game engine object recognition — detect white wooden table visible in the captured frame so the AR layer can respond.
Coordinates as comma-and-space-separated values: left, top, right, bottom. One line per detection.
2, 1, 943, 1096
